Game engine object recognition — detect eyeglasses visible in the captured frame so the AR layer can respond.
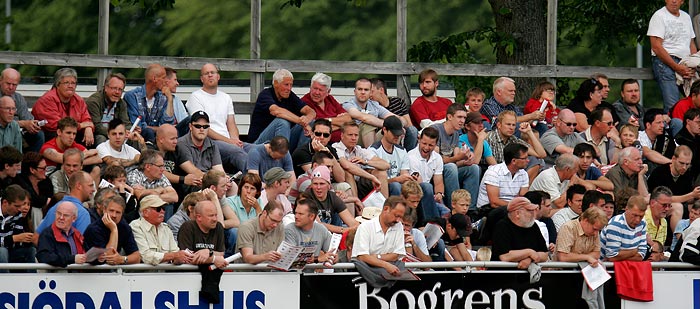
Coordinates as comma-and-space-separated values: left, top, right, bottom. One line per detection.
0, 107, 17, 112
202, 71, 218, 76
266, 214, 282, 224
151, 206, 165, 212
562, 122, 577, 127
658, 203, 672, 209
150, 163, 165, 169
106, 86, 124, 92
56, 212, 73, 219
192, 124, 210, 129
314, 131, 331, 138
603, 121, 613, 126
34, 166, 47, 171
516, 156, 529, 160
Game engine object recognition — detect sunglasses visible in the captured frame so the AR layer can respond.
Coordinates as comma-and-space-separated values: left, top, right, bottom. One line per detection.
192, 124, 210, 129
314, 131, 331, 138
562, 122, 577, 127
151, 206, 165, 212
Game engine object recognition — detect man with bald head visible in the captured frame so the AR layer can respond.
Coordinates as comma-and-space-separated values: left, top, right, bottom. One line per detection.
36, 201, 87, 267
153, 124, 202, 190
0, 68, 43, 152
186, 63, 248, 173
124, 63, 175, 143
540, 109, 587, 166
0, 96, 22, 151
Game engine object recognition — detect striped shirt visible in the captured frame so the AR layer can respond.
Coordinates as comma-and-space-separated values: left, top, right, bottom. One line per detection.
476, 162, 528, 208
600, 213, 647, 259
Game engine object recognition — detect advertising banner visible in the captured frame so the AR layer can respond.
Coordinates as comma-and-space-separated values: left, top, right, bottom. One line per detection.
301, 271, 622, 309
0, 272, 299, 309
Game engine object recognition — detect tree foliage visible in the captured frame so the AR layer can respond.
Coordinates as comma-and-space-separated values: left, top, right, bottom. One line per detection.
558, 0, 659, 58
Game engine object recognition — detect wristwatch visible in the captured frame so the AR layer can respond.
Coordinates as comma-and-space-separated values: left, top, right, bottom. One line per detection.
123, 256, 128, 264
377, 254, 381, 260
209, 250, 214, 257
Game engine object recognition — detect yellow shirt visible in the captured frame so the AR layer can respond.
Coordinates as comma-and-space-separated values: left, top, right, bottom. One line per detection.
644, 208, 667, 244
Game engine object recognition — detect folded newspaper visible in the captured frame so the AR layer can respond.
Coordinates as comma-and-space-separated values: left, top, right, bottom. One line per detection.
268, 241, 317, 271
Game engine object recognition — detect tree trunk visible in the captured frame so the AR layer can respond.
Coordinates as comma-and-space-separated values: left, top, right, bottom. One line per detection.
488, 0, 548, 105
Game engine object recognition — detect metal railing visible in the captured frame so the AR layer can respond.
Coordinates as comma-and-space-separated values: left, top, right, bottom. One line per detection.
0, 261, 696, 272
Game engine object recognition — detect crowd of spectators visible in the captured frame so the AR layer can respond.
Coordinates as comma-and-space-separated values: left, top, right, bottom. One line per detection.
3, 34, 700, 282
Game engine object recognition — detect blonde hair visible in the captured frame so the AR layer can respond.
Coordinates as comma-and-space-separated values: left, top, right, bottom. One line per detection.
451, 189, 471, 205
476, 247, 492, 261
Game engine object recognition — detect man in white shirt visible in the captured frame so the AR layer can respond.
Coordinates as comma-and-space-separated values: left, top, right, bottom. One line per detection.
477, 143, 530, 214
530, 154, 580, 209
648, 0, 697, 112
550, 184, 586, 232
96, 118, 145, 168
407, 126, 445, 220
186, 63, 248, 173
351, 196, 407, 288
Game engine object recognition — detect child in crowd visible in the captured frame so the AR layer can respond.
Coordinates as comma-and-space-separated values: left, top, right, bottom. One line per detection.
464, 88, 490, 129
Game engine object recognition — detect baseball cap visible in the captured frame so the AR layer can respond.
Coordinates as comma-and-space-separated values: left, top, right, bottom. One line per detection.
139, 195, 167, 211
466, 112, 483, 124
263, 167, 292, 184
507, 197, 538, 212
355, 207, 382, 223
311, 165, 331, 184
383, 116, 404, 136
190, 110, 210, 123
448, 214, 471, 238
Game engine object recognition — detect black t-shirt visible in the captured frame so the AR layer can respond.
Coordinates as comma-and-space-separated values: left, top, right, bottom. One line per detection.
491, 218, 547, 261
648, 163, 694, 196
177, 220, 226, 253
291, 142, 339, 177
307, 188, 346, 225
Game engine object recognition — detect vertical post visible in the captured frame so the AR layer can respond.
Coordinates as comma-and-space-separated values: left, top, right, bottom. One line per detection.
250, 0, 263, 103
97, 0, 110, 91
396, 0, 410, 104
637, 43, 644, 107
4, 0, 10, 69
546, 0, 557, 83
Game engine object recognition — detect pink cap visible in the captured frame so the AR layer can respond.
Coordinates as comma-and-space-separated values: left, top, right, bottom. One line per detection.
311, 165, 331, 184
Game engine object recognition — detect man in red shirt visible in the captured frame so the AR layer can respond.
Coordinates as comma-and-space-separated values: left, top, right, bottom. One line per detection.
410, 69, 453, 129
40, 117, 101, 171
300, 72, 352, 143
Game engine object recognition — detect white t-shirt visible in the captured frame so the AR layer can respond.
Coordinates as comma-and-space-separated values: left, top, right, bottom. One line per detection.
637, 130, 653, 149
647, 6, 695, 57
96, 141, 140, 160
407, 147, 443, 183
186, 89, 235, 138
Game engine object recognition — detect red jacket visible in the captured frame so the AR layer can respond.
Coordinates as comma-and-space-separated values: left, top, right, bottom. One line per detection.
32, 88, 92, 133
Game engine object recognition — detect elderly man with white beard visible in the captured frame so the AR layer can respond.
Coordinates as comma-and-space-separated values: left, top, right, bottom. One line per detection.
491, 197, 549, 269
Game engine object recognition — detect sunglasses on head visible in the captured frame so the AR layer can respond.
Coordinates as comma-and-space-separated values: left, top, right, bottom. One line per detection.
314, 131, 331, 138
192, 124, 210, 129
